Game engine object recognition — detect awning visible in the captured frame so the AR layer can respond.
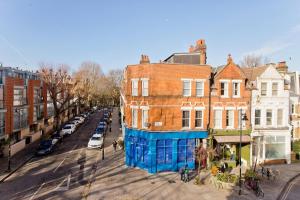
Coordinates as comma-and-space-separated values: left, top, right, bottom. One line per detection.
214, 135, 251, 143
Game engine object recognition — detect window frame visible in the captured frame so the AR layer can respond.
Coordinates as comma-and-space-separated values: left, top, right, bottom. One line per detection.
131, 79, 139, 96
182, 110, 190, 129
195, 110, 203, 128
232, 80, 241, 98
220, 80, 229, 98
266, 109, 273, 126
131, 108, 138, 128
214, 109, 222, 129
141, 108, 149, 129
272, 82, 278, 96
261, 82, 267, 96
141, 78, 149, 97
255, 109, 261, 126
226, 109, 234, 129
182, 79, 192, 97
195, 80, 204, 97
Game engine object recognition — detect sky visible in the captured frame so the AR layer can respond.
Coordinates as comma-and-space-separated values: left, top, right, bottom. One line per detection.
0, 0, 300, 73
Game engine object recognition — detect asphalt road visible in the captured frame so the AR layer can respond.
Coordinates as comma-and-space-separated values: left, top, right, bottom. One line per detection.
0, 111, 107, 200
279, 175, 300, 200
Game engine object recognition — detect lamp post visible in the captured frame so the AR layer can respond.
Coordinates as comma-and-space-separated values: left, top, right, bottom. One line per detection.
239, 109, 248, 195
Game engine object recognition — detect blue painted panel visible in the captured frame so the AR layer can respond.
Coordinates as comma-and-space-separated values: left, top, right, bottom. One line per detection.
125, 128, 207, 173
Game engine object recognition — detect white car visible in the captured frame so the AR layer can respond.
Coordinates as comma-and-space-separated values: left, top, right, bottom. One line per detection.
60, 124, 76, 136
87, 134, 104, 149
74, 116, 85, 124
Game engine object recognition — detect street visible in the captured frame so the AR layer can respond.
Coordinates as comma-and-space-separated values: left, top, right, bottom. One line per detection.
0, 110, 119, 200
279, 175, 300, 200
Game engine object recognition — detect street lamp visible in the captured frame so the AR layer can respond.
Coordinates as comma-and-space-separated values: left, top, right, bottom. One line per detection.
239, 108, 248, 195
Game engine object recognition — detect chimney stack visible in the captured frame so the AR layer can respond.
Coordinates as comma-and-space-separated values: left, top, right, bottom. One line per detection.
140, 54, 150, 64
276, 61, 288, 74
189, 39, 207, 65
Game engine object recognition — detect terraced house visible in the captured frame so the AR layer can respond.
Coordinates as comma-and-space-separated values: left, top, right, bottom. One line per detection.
121, 40, 211, 173
0, 67, 47, 156
210, 55, 252, 167
242, 63, 291, 165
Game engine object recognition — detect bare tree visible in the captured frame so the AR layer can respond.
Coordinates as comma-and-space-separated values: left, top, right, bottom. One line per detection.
39, 63, 75, 130
240, 54, 263, 68
105, 69, 123, 106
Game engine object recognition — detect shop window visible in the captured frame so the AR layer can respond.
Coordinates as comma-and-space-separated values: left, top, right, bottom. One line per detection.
136, 138, 149, 164
265, 136, 286, 159
178, 139, 195, 163
157, 139, 172, 165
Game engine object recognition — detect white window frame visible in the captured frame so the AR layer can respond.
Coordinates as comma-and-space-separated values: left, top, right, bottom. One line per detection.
220, 80, 229, 98
195, 110, 203, 128
141, 108, 149, 129
131, 108, 138, 128
272, 82, 278, 96
182, 79, 192, 97
232, 80, 241, 98
141, 78, 149, 97
255, 109, 261, 126
226, 109, 234, 129
131, 79, 139, 96
261, 82, 267, 96
266, 109, 273, 126
277, 108, 283, 127
214, 109, 222, 129
195, 80, 205, 97
182, 109, 191, 129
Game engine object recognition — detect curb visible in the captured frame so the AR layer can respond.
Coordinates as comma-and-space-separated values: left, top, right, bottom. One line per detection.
0, 154, 34, 184
276, 173, 300, 200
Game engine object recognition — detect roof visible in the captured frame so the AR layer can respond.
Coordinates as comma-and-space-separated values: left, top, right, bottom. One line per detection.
214, 135, 251, 143
164, 52, 203, 65
241, 65, 269, 81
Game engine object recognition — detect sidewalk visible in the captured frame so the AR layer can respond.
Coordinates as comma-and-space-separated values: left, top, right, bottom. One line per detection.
229, 163, 300, 200
0, 140, 40, 182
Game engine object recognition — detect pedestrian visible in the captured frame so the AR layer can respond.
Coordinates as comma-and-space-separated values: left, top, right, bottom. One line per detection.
183, 165, 189, 183
113, 140, 117, 152
179, 166, 185, 181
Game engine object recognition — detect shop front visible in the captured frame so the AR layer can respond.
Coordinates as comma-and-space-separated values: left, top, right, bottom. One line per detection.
125, 128, 208, 173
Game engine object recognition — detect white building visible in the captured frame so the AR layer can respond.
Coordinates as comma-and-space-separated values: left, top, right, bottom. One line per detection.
243, 64, 291, 165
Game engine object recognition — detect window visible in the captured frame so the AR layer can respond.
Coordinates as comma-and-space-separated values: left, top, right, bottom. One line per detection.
182, 110, 190, 128
195, 110, 203, 128
157, 140, 172, 164
266, 109, 272, 126
220, 81, 228, 97
0, 85, 4, 109
277, 109, 283, 126
33, 88, 41, 104
0, 112, 5, 138
238, 109, 246, 128
13, 108, 28, 130
131, 79, 138, 96
13, 87, 27, 106
214, 110, 222, 129
141, 109, 148, 129
136, 138, 149, 164
196, 81, 204, 97
142, 79, 148, 96
292, 104, 295, 114
255, 109, 261, 125
233, 82, 240, 97
131, 108, 138, 128
272, 83, 278, 96
226, 110, 234, 128
182, 80, 191, 96
261, 82, 267, 96
265, 136, 286, 159
178, 139, 195, 163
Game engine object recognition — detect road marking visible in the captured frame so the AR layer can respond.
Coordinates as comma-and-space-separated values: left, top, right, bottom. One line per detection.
29, 182, 45, 200
281, 178, 298, 200
53, 144, 78, 173
55, 174, 71, 191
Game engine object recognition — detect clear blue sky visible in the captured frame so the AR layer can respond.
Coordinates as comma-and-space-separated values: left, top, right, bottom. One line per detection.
0, 0, 299, 73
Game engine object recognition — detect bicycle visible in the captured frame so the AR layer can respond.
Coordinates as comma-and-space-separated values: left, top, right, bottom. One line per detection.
244, 178, 264, 198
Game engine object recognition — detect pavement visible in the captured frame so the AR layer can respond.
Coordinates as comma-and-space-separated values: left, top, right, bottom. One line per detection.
1, 109, 300, 200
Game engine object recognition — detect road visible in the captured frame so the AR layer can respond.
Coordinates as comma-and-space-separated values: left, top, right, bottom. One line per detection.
279, 175, 300, 200
0, 110, 117, 200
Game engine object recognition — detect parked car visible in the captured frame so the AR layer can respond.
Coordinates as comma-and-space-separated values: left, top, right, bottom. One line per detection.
95, 127, 105, 135
68, 121, 79, 128
87, 134, 104, 149
51, 132, 62, 145
60, 124, 76, 136
36, 140, 54, 156
98, 122, 106, 130
74, 116, 85, 124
